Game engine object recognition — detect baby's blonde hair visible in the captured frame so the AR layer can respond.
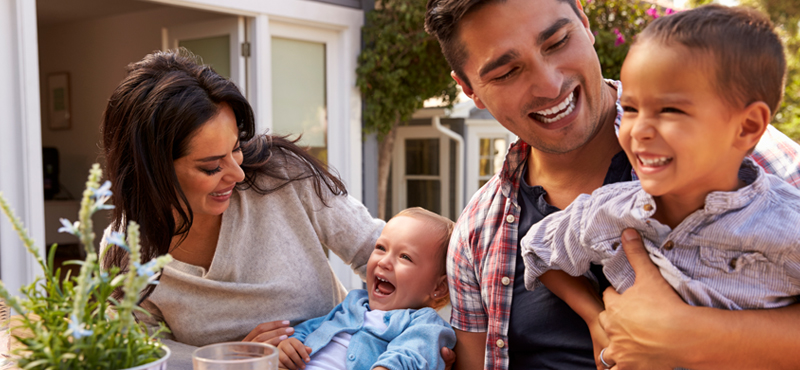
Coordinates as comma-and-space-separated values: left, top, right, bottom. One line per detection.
392, 207, 454, 310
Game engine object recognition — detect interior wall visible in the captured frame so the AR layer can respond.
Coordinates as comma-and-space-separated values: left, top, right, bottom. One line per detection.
38, 6, 231, 199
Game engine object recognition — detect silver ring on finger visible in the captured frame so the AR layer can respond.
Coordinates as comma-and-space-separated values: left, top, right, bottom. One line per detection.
599, 347, 613, 368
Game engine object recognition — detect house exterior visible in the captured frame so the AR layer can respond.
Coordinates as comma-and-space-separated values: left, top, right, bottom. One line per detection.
0, 0, 514, 297
0, 0, 374, 296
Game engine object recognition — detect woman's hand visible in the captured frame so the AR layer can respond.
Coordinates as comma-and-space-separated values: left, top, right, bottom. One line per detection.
243, 320, 294, 346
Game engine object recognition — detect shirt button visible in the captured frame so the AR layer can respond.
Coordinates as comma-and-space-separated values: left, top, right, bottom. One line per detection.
501, 276, 511, 285
348, 354, 355, 360
729, 258, 737, 269
496, 339, 505, 348
506, 214, 516, 223
643, 204, 654, 211
663, 240, 675, 251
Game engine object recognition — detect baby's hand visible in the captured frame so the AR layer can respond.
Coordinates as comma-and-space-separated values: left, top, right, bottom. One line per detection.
277, 337, 313, 370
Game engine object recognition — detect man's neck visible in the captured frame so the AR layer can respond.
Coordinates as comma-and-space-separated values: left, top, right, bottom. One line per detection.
526, 83, 621, 209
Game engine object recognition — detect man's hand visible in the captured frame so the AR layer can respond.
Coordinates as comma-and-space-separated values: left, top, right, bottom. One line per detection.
277, 337, 312, 370
243, 320, 294, 346
598, 229, 688, 370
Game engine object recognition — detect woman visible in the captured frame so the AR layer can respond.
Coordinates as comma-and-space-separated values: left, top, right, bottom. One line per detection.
101, 49, 382, 369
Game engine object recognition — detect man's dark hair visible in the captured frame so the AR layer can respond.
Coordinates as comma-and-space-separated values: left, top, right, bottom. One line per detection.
636, 4, 786, 116
425, 0, 582, 89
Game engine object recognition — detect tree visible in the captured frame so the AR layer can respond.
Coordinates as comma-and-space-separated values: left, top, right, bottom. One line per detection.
356, 0, 457, 220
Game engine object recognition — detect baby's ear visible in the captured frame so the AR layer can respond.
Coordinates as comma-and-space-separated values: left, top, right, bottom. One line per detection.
735, 101, 770, 152
432, 274, 449, 298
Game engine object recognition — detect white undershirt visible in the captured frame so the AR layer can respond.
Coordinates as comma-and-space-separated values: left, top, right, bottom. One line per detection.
305, 309, 388, 370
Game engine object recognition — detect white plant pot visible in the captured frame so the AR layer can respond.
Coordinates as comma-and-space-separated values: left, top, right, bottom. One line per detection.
124, 346, 171, 370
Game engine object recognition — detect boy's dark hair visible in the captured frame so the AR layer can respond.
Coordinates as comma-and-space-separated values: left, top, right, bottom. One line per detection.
636, 4, 786, 117
424, 0, 582, 89
393, 207, 454, 309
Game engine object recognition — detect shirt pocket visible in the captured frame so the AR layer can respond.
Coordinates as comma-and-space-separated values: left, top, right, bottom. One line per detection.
698, 247, 778, 279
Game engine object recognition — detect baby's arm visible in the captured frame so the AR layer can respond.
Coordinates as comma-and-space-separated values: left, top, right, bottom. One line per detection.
278, 338, 312, 370
277, 314, 326, 370
540, 270, 608, 369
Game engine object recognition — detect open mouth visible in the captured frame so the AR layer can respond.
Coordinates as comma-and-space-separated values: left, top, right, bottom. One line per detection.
637, 155, 673, 167
529, 88, 578, 124
373, 276, 395, 296
210, 186, 234, 197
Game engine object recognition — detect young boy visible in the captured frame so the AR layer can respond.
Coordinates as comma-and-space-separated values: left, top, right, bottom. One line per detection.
520, 4, 800, 367
277, 207, 456, 370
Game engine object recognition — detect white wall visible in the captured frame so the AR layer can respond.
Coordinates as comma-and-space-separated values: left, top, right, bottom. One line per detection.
38, 7, 232, 198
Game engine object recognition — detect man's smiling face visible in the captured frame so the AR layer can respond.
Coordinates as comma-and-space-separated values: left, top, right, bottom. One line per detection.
455, 0, 609, 154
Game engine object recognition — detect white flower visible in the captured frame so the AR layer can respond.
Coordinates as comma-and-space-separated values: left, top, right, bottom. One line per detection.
105, 231, 130, 252
91, 181, 115, 212
68, 314, 93, 339
58, 218, 80, 235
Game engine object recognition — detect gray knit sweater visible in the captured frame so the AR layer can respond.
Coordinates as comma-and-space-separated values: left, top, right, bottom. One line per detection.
131, 175, 383, 369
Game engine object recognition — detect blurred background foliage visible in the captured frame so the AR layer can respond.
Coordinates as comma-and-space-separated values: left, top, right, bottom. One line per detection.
585, 0, 800, 141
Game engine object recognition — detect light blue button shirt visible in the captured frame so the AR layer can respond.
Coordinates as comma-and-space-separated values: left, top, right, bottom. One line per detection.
521, 158, 800, 309
291, 290, 456, 370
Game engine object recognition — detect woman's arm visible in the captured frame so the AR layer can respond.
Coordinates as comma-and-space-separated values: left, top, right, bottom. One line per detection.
599, 229, 800, 370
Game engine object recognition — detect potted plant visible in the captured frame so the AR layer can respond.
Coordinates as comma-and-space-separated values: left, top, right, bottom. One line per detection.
0, 164, 173, 370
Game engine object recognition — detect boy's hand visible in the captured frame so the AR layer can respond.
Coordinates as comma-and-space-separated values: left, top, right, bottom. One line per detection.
277, 338, 312, 370
588, 318, 610, 370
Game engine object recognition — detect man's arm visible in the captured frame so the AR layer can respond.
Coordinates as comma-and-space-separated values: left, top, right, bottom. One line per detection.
453, 329, 486, 370
599, 229, 800, 370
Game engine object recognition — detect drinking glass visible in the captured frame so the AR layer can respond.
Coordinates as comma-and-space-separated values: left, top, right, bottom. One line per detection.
193, 342, 278, 370
0, 298, 11, 369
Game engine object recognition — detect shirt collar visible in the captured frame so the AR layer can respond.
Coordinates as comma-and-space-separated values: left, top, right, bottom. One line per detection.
632, 158, 766, 219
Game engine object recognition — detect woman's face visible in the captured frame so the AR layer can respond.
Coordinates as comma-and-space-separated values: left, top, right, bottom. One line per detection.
173, 103, 244, 219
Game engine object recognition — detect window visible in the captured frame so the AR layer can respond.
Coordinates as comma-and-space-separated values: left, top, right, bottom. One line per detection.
478, 137, 506, 188
270, 37, 328, 164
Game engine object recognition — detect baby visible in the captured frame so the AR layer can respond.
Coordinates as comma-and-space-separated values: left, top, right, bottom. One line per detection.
520, 4, 800, 367
278, 207, 456, 370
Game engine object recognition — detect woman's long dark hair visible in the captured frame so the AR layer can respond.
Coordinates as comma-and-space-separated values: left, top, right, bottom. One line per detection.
101, 49, 346, 299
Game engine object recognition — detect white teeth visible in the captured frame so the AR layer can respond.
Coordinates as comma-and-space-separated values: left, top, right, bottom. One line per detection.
210, 189, 233, 196
638, 156, 673, 167
534, 92, 576, 124
377, 277, 387, 282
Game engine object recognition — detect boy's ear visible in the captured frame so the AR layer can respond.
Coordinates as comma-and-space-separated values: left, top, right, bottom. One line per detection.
734, 101, 770, 152
452, 71, 486, 109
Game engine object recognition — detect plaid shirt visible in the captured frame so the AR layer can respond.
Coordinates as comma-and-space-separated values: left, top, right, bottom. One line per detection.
447, 80, 800, 370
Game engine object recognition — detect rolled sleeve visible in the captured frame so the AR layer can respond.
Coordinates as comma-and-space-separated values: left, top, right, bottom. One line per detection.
447, 220, 487, 332
520, 194, 604, 291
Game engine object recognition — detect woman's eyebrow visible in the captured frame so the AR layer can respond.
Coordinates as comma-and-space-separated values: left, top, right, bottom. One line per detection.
195, 154, 226, 163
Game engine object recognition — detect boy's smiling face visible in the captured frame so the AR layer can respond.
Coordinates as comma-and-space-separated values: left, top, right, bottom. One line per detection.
367, 216, 445, 311
618, 41, 750, 211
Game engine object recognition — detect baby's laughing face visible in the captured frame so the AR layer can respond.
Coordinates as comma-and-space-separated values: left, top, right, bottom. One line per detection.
366, 216, 444, 311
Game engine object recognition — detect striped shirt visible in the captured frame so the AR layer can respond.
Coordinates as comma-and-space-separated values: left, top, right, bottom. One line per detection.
521, 158, 800, 310
447, 80, 800, 370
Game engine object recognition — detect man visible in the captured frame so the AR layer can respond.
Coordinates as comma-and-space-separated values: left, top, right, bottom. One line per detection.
424, 0, 800, 369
